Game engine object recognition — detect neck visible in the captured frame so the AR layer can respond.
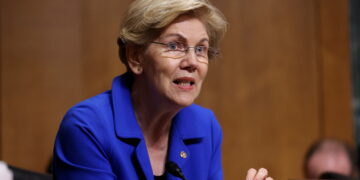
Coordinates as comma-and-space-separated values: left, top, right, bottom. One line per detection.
131, 77, 181, 146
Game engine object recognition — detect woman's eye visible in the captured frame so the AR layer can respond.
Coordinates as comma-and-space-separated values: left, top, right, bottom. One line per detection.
196, 46, 208, 54
167, 42, 179, 50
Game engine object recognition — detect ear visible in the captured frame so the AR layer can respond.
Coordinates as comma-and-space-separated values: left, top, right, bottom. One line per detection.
126, 45, 143, 75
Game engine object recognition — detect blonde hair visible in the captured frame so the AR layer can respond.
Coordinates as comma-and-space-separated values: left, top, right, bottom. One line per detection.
118, 0, 227, 64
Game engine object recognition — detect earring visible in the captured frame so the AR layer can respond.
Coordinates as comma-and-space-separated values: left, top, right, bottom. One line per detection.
137, 67, 142, 73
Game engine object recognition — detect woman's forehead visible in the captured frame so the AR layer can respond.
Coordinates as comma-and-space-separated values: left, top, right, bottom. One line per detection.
158, 15, 209, 42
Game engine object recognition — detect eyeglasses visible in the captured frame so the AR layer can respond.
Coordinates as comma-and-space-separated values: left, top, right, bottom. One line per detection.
150, 41, 219, 63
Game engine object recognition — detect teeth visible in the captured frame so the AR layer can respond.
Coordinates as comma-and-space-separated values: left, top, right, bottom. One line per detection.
179, 82, 191, 86
173, 79, 194, 86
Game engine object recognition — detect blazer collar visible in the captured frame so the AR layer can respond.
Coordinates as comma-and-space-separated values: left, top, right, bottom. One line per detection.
112, 73, 143, 139
112, 73, 206, 140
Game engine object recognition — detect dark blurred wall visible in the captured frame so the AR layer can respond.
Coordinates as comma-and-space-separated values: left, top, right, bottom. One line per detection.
350, 0, 360, 173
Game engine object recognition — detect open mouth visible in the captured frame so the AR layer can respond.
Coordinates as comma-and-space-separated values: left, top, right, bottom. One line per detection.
173, 77, 195, 88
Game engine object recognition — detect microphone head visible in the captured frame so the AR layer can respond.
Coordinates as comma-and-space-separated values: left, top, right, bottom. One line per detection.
166, 161, 185, 179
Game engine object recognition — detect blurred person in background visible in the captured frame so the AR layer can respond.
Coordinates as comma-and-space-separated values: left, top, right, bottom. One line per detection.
53, 0, 273, 179
303, 138, 357, 179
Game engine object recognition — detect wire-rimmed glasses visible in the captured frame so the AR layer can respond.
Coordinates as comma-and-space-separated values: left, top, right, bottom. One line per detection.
150, 41, 219, 63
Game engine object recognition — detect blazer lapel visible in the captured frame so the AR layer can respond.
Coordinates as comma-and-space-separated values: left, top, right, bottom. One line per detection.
167, 106, 206, 179
167, 125, 190, 172
111, 73, 153, 180
135, 140, 154, 180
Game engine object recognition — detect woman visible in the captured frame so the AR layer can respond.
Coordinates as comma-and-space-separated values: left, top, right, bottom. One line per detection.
54, 0, 273, 179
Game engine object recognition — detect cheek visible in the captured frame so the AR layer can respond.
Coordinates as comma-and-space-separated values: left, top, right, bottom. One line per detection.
155, 58, 180, 76
142, 54, 167, 77
199, 64, 209, 80
146, 60, 178, 88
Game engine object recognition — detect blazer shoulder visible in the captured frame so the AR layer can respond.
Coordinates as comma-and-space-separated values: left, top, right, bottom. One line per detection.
61, 90, 114, 131
177, 104, 221, 137
184, 104, 218, 123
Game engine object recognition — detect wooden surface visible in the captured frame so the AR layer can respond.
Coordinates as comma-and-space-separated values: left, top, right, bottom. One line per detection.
1, 0, 83, 171
200, 0, 321, 178
317, 0, 353, 143
0, 0, 353, 179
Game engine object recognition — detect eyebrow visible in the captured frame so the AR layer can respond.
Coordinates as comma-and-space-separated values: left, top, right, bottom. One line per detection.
160, 33, 209, 44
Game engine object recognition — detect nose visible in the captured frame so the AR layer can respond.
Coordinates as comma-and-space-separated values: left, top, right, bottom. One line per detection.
180, 48, 199, 72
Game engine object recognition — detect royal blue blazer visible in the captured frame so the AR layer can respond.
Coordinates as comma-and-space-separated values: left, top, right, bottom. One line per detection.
53, 73, 223, 180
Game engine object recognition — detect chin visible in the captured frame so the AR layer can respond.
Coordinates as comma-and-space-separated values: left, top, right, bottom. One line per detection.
176, 100, 193, 107
172, 94, 198, 107
166, 85, 201, 108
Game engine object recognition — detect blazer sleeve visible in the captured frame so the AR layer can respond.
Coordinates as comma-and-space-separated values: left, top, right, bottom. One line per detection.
53, 105, 116, 180
208, 112, 224, 180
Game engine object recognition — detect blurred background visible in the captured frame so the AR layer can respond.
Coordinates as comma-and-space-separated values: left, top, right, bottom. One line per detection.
1, 0, 359, 179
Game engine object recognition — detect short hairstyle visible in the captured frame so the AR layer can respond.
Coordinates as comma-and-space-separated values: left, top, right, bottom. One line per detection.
118, 0, 227, 67
303, 138, 357, 178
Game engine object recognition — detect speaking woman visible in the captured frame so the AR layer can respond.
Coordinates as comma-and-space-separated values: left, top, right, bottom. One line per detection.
53, 0, 273, 179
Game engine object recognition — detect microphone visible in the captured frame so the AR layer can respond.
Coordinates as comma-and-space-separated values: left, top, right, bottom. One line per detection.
165, 161, 186, 180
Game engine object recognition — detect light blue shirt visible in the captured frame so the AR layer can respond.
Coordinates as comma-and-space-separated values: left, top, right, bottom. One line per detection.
54, 73, 223, 180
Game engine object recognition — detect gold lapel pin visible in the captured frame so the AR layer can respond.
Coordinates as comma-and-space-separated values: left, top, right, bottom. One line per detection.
180, 151, 187, 159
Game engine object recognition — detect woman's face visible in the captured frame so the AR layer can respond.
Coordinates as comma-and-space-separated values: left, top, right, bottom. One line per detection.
139, 15, 209, 107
